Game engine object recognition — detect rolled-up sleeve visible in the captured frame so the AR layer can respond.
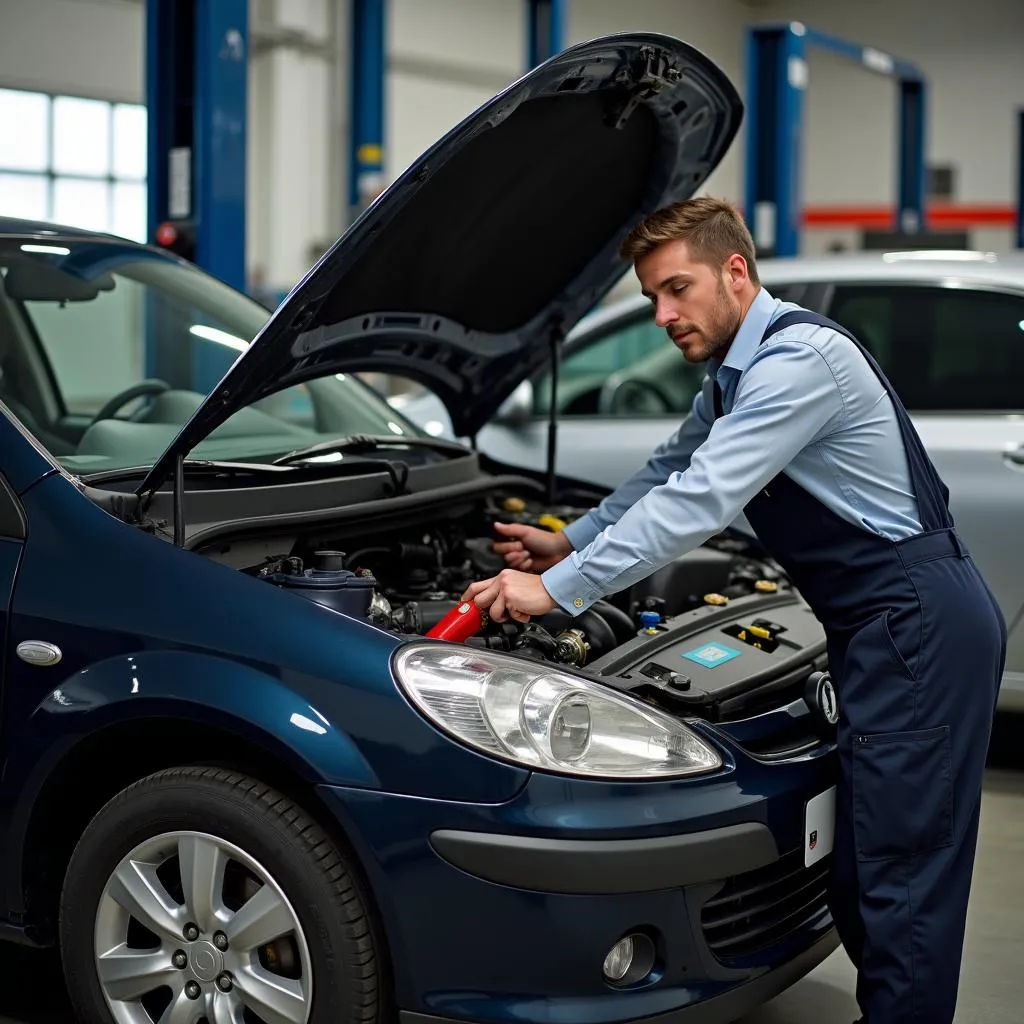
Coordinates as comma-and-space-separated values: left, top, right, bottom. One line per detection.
543, 340, 847, 614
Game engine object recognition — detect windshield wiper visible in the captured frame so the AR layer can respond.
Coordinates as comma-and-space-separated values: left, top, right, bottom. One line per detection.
82, 459, 298, 486
271, 433, 468, 466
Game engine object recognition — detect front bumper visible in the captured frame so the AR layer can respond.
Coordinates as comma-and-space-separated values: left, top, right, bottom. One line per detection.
317, 735, 838, 1024
399, 931, 840, 1024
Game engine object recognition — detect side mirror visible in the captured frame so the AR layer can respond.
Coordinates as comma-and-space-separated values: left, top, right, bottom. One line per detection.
494, 381, 534, 424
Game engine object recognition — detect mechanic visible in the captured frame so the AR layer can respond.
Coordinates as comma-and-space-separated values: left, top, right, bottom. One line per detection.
462, 197, 1005, 1024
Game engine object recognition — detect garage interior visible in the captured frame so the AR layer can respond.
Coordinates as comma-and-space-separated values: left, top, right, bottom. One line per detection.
1, 1, 1023, 1022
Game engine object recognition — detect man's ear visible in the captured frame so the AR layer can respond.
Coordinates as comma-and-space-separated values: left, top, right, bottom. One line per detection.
724, 253, 749, 292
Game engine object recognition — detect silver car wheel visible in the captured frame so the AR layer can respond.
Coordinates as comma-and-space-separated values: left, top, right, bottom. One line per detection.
94, 830, 312, 1024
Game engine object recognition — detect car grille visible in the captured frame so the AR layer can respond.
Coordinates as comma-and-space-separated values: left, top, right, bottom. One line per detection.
700, 848, 831, 962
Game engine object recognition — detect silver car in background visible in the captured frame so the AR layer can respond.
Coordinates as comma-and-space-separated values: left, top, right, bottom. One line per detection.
391, 250, 1024, 709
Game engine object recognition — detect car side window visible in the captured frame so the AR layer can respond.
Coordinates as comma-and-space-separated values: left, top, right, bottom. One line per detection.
828, 285, 1024, 412
533, 312, 703, 418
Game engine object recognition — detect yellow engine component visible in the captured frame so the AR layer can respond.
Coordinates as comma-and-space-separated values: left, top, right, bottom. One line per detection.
537, 513, 567, 532
754, 580, 778, 594
703, 593, 729, 606
502, 496, 527, 513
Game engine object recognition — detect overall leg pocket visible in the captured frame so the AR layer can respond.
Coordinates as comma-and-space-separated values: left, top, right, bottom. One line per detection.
852, 725, 954, 861
876, 607, 916, 681
840, 609, 919, 734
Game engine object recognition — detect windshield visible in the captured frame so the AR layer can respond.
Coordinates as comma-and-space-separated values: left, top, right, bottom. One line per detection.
0, 235, 424, 475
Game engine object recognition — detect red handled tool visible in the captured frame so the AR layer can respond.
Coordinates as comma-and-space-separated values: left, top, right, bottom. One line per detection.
426, 601, 485, 642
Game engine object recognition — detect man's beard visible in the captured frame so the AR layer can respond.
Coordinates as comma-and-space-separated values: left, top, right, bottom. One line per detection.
671, 280, 741, 363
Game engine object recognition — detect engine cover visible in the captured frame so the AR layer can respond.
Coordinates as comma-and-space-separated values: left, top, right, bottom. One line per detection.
589, 591, 827, 722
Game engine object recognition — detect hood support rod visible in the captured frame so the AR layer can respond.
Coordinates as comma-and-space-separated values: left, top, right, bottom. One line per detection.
545, 319, 563, 505
173, 453, 186, 546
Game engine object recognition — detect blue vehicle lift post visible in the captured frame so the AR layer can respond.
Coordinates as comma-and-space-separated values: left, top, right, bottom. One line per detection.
527, 0, 566, 68
1016, 109, 1024, 249
145, 0, 248, 291
349, 0, 387, 222
744, 23, 927, 257
145, 0, 248, 395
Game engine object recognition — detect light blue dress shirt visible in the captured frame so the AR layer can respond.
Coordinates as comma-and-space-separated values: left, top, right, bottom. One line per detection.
542, 287, 922, 615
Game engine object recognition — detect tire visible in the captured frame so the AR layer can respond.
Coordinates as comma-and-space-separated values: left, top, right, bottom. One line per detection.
60, 766, 382, 1024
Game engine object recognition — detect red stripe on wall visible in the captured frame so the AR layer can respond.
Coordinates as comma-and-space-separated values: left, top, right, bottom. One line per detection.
802, 204, 1017, 228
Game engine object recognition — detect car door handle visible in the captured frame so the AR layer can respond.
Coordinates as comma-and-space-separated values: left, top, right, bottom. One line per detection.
1003, 445, 1024, 467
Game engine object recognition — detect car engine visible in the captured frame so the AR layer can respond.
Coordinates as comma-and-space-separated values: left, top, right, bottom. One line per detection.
248, 486, 831, 728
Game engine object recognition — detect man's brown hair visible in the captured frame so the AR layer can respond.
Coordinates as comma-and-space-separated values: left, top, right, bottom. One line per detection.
619, 197, 760, 286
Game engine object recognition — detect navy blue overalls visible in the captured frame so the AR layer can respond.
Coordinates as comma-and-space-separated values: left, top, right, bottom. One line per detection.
715, 311, 1006, 1023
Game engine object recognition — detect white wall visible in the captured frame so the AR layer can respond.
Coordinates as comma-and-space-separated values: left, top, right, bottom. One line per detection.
0, 0, 143, 102
247, 0, 343, 296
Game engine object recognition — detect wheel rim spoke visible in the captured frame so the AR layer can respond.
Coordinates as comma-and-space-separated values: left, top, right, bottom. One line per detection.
97, 945, 176, 1001
235, 966, 307, 1024
156, 982, 204, 1024
225, 883, 295, 955
107, 858, 183, 941
211, 989, 247, 1024
177, 833, 228, 932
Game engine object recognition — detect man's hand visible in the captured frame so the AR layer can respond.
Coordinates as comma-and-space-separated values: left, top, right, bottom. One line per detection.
463, 569, 557, 623
493, 521, 572, 573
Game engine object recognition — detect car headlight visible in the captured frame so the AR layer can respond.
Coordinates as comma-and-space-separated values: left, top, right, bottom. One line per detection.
393, 644, 723, 779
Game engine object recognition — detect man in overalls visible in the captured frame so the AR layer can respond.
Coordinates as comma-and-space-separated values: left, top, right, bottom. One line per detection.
463, 197, 1006, 1023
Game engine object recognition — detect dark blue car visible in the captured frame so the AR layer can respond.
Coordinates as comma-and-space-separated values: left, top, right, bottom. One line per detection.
0, 33, 838, 1024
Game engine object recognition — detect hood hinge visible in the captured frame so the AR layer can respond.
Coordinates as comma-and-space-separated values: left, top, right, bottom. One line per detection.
606, 46, 682, 130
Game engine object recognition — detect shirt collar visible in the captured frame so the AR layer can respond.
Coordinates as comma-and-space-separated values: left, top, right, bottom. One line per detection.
710, 287, 779, 377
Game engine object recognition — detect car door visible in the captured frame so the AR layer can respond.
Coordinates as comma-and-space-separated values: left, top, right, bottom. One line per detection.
822, 281, 1024, 685
0, 463, 26, 895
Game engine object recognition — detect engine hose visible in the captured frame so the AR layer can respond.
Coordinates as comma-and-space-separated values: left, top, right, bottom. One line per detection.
514, 625, 559, 660
398, 542, 439, 567
344, 547, 392, 569
537, 609, 573, 634
590, 599, 636, 644
573, 610, 617, 660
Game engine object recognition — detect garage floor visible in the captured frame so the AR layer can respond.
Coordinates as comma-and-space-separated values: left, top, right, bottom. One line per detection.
2, 719, 1022, 1024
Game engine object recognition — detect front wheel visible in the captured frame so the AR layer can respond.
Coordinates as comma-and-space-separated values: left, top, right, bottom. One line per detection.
60, 767, 383, 1024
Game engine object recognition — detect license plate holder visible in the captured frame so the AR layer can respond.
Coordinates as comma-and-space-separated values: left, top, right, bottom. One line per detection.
804, 786, 836, 867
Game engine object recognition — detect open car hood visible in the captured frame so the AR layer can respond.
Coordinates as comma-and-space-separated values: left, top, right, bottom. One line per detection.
140, 32, 741, 494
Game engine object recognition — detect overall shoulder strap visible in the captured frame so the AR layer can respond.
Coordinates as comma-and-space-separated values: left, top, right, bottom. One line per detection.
760, 309, 858, 346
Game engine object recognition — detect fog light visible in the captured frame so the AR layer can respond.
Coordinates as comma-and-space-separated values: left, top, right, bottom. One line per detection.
602, 932, 656, 986
603, 936, 635, 982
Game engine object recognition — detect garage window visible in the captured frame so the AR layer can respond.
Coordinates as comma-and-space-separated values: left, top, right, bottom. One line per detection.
0, 88, 147, 242
829, 285, 1024, 412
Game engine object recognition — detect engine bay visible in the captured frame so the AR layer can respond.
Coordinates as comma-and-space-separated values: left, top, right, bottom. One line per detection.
243, 483, 830, 724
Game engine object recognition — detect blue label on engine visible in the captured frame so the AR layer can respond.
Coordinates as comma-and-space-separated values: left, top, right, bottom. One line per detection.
683, 643, 741, 668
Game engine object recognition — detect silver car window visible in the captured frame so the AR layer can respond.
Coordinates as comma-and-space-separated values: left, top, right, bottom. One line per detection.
829, 284, 1024, 413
